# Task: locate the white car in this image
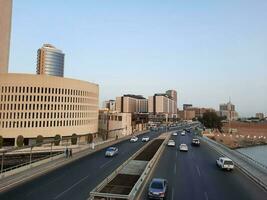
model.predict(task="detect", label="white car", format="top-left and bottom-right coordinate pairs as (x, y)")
top-left (142, 136), bottom-right (150, 142)
top-left (130, 136), bottom-right (138, 142)
top-left (216, 157), bottom-right (234, 170)
top-left (179, 144), bottom-right (188, 152)
top-left (172, 132), bottom-right (178, 136)
top-left (167, 140), bottom-right (175, 147)
top-left (181, 131), bottom-right (186, 136)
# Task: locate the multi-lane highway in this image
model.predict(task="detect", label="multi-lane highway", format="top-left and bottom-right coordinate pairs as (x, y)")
top-left (140, 129), bottom-right (267, 200)
top-left (0, 130), bottom-right (165, 200)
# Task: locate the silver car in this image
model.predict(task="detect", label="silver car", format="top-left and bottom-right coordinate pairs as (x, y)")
top-left (148, 178), bottom-right (168, 199)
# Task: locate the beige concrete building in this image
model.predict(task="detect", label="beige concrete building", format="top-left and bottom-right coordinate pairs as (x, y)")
top-left (256, 113), bottom-right (264, 120)
top-left (0, 0), bottom-right (12, 73)
top-left (116, 94), bottom-right (148, 113)
top-left (98, 110), bottom-right (132, 140)
top-left (219, 101), bottom-right (238, 121)
top-left (178, 110), bottom-right (196, 120)
top-left (37, 44), bottom-right (65, 77)
top-left (166, 90), bottom-right (177, 103)
top-left (0, 73), bottom-right (99, 146)
top-left (103, 100), bottom-right (116, 111)
top-left (148, 93), bottom-right (177, 116)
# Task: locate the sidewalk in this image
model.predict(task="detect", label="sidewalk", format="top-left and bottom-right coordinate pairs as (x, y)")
top-left (200, 136), bottom-right (267, 191)
top-left (0, 130), bottom-right (149, 192)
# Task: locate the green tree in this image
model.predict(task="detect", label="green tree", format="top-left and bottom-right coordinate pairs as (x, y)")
top-left (54, 134), bottom-right (61, 146)
top-left (199, 111), bottom-right (223, 131)
top-left (71, 133), bottom-right (78, 145)
top-left (36, 135), bottom-right (44, 146)
top-left (0, 135), bottom-right (3, 149)
top-left (16, 135), bottom-right (24, 147)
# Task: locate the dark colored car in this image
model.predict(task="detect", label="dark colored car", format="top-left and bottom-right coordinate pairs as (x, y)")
top-left (148, 178), bottom-right (168, 199)
top-left (191, 138), bottom-right (200, 146)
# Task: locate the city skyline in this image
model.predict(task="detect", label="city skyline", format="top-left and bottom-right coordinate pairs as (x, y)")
top-left (8, 0), bottom-right (267, 117)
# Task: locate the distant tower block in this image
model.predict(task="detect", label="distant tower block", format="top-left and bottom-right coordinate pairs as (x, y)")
top-left (0, 0), bottom-right (13, 73)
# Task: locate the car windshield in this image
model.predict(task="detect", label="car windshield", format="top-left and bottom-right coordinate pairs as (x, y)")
top-left (107, 147), bottom-right (115, 151)
top-left (151, 181), bottom-right (163, 189)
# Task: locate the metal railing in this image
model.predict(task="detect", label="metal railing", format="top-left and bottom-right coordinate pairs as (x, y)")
top-left (201, 136), bottom-right (267, 170)
top-left (199, 136), bottom-right (267, 190)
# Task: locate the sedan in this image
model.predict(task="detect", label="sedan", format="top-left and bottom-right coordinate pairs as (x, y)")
top-left (179, 144), bottom-right (188, 152)
top-left (142, 136), bottom-right (150, 142)
top-left (148, 178), bottom-right (168, 199)
top-left (167, 139), bottom-right (175, 147)
top-left (181, 131), bottom-right (186, 136)
top-left (105, 147), bottom-right (118, 157)
top-left (172, 132), bottom-right (178, 136)
top-left (130, 136), bottom-right (138, 142)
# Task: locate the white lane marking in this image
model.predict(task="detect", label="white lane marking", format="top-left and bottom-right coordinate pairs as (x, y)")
top-left (54, 174), bottom-right (90, 199)
top-left (174, 163), bottom-right (176, 174)
top-left (196, 165), bottom-right (201, 176)
top-left (171, 187), bottom-right (174, 200)
top-left (100, 158), bottom-right (114, 169)
top-left (204, 191), bottom-right (209, 200)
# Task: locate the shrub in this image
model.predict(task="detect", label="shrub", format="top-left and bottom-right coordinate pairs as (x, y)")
top-left (71, 134), bottom-right (78, 145)
top-left (54, 134), bottom-right (61, 146)
top-left (17, 135), bottom-right (24, 147)
top-left (36, 135), bottom-right (44, 146)
top-left (0, 135), bottom-right (3, 149)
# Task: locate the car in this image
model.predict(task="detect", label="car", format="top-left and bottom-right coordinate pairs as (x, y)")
top-left (167, 139), bottom-right (175, 147)
top-left (105, 147), bottom-right (118, 157)
top-left (172, 132), bottom-right (178, 136)
top-left (179, 144), bottom-right (188, 152)
top-left (191, 138), bottom-right (200, 146)
top-left (181, 131), bottom-right (186, 136)
top-left (148, 178), bottom-right (168, 200)
top-left (142, 136), bottom-right (150, 142)
top-left (216, 157), bottom-right (234, 171)
top-left (130, 136), bottom-right (138, 142)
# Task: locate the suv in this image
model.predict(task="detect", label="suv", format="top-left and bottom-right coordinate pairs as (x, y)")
top-left (191, 139), bottom-right (200, 146)
top-left (148, 178), bottom-right (168, 199)
top-left (216, 157), bottom-right (234, 171)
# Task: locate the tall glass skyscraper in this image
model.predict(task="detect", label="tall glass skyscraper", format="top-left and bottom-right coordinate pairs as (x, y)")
top-left (37, 44), bottom-right (65, 77)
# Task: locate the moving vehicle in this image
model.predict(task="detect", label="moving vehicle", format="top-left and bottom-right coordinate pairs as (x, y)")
top-left (130, 136), bottom-right (138, 142)
top-left (148, 178), bottom-right (168, 199)
top-left (172, 132), bottom-right (178, 136)
top-left (142, 136), bottom-right (150, 142)
top-left (216, 157), bottom-right (234, 170)
top-left (181, 131), bottom-right (186, 136)
top-left (167, 139), bottom-right (175, 147)
top-left (191, 138), bottom-right (200, 146)
top-left (179, 144), bottom-right (188, 152)
top-left (105, 147), bottom-right (118, 157)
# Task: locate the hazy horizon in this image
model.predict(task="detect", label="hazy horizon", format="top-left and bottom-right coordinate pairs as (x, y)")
top-left (9, 0), bottom-right (267, 117)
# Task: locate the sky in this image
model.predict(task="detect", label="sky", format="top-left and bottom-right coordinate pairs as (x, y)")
top-left (9, 0), bottom-right (267, 117)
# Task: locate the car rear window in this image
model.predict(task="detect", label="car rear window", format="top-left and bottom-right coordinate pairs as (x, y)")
top-left (151, 181), bottom-right (163, 189)
top-left (224, 161), bottom-right (233, 165)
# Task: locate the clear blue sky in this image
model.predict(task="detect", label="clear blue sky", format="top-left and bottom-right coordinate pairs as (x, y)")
top-left (9, 0), bottom-right (267, 117)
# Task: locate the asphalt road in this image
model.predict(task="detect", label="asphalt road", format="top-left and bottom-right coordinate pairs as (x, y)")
top-left (141, 130), bottom-right (267, 200)
top-left (0, 130), bottom-right (167, 200)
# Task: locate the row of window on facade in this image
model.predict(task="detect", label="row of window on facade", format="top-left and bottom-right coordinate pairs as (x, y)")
top-left (99, 115), bottom-right (123, 121)
top-left (0, 94), bottom-right (97, 104)
top-left (0, 111), bottom-right (98, 120)
top-left (0, 119), bottom-right (94, 129)
top-left (0, 103), bottom-right (97, 112)
top-left (1, 86), bottom-right (97, 97)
